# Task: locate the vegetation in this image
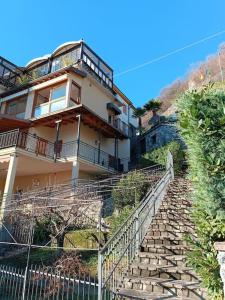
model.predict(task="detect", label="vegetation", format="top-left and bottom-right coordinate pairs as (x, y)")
top-left (140, 141), bottom-right (185, 173)
top-left (112, 171), bottom-right (150, 211)
top-left (144, 98), bottom-right (161, 112)
top-left (106, 206), bottom-right (133, 236)
top-left (178, 84), bottom-right (225, 299)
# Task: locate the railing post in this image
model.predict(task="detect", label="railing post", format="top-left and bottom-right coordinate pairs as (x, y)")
top-left (135, 211), bottom-right (139, 255)
top-left (166, 151), bottom-right (174, 180)
top-left (98, 203), bottom-right (103, 300)
top-left (98, 251), bottom-right (103, 300)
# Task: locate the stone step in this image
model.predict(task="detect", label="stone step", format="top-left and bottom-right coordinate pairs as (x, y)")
top-left (149, 225), bottom-right (195, 233)
top-left (138, 253), bottom-right (187, 267)
top-left (142, 236), bottom-right (188, 247)
top-left (129, 264), bottom-right (199, 281)
top-left (145, 232), bottom-right (186, 239)
top-left (117, 288), bottom-right (190, 299)
top-left (140, 244), bottom-right (191, 255)
top-left (158, 208), bottom-right (190, 214)
top-left (152, 219), bottom-right (194, 227)
top-left (162, 197), bottom-right (192, 207)
top-left (155, 212), bottom-right (191, 220)
top-left (123, 276), bottom-right (205, 299)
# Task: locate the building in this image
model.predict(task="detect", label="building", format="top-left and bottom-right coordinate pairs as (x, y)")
top-left (0, 41), bottom-right (138, 204)
top-left (139, 114), bottom-right (184, 155)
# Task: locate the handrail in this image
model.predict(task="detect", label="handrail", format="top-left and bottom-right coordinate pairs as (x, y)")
top-left (97, 152), bottom-right (174, 299)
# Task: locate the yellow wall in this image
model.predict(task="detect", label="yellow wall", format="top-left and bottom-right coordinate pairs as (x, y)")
top-left (1, 169), bottom-right (95, 194)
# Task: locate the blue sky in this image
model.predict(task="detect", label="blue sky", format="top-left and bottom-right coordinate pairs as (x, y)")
top-left (1, 0), bottom-right (225, 106)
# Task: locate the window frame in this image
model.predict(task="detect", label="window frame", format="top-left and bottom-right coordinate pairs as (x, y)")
top-left (70, 80), bottom-right (81, 104)
top-left (33, 80), bottom-right (67, 118)
top-left (5, 94), bottom-right (28, 118)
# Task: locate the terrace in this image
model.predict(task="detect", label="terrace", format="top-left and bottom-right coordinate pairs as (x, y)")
top-left (0, 129), bottom-right (123, 172)
top-left (0, 56), bottom-right (23, 88)
top-left (24, 41), bottom-right (113, 90)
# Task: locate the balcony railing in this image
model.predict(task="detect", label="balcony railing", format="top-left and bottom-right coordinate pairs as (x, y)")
top-left (0, 56), bottom-right (22, 88)
top-left (109, 118), bottom-right (129, 137)
top-left (23, 42), bottom-right (113, 90)
top-left (0, 130), bottom-right (123, 172)
top-left (33, 97), bottom-right (67, 118)
top-left (61, 140), bottom-right (123, 172)
top-left (0, 129), bottom-right (55, 158)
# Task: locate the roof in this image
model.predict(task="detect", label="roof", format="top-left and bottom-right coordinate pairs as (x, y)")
top-left (26, 40), bottom-right (82, 69)
top-left (113, 84), bottom-right (135, 109)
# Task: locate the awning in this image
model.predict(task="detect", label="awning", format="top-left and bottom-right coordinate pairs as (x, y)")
top-left (0, 114), bottom-right (30, 132)
top-left (107, 102), bottom-right (121, 115)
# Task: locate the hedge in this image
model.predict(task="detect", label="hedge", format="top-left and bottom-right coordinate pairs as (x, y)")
top-left (178, 84), bottom-right (225, 299)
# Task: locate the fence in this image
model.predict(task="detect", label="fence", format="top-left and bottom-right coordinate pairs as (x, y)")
top-left (0, 156), bottom-right (173, 299)
top-left (98, 152), bottom-right (174, 299)
top-left (0, 264), bottom-right (98, 300)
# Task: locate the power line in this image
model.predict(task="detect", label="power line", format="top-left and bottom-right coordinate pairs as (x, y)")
top-left (115, 29), bottom-right (225, 77)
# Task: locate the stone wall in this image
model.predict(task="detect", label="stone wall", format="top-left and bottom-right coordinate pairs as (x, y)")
top-left (140, 122), bottom-right (184, 154)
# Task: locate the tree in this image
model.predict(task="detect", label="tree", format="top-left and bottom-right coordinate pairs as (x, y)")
top-left (144, 99), bottom-right (161, 114)
top-left (132, 107), bottom-right (146, 134)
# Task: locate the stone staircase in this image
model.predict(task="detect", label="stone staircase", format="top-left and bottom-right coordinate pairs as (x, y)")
top-left (117, 177), bottom-right (207, 300)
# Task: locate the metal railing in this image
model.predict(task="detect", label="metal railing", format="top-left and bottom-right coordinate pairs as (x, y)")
top-left (0, 264), bottom-right (98, 300)
top-left (0, 129), bottom-right (55, 158)
top-left (0, 56), bottom-right (22, 88)
top-left (98, 152), bottom-right (174, 299)
top-left (111, 119), bottom-right (129, 137)
top-left (0, 130), bottom-right (123, 172)
top-left (61, 140), bottom-right (122, 172)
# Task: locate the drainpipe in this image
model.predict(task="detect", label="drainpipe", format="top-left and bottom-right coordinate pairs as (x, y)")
top-left (54, 120), bottom-right (62, 162)
top-left (76, 114), bottom-right (81, 157)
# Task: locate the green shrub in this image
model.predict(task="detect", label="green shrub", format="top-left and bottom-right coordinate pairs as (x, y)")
top-left (106, 206), bottom-right (133, 236)
top-left (140, 141), bottom-right (184, 172)
top-left (112, 171), bottom-right (150, 211)
top-left (178, 84), bottom-right (225, 299)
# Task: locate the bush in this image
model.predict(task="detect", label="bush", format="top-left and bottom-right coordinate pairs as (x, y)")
top-left (106, 206), bottom-right (133, 236)
top-left (178, 84), bottom-right (225, 299)
top-left (140, 141), bottom-right (185, 172)
top-left (112, 171), bottom-right (150, 211)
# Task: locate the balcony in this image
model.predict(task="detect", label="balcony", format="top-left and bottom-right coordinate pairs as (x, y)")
top-left (0, 129), bottom-right (122, 172)
top-left (23, 42), bottom-right (113, 90)
top-left (109, 118), bottom-right (129, 137)
top-left (61, 140), bottom-right (123, 171)
top-left (0, 129), bottom-right (55, 158)
top-left (0, 57), bottom-right (22, 88)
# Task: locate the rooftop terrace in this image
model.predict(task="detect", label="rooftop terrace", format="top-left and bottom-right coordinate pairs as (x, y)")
top-left (0, 41), bottom-right (114, 91)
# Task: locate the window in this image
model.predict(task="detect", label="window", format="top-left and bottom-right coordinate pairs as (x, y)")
top-left (70, 81), bottom-right (81, 104)
top-left (33, 83), bottom-right (67, 118)
top-left (5, 96), bottom-right (27, 119)
top-left (151, 134), bottom-right (157, 144)
top-left (51, 86), bottom-right (66, 101)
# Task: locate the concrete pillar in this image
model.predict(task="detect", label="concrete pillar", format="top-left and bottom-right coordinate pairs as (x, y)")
top-left (71, 159), bottom-right (80, 183)
top-left (24, 92), bottom-right (35, 119)
top-left (1, 154), bottom-right (18, 220)
top-left (214, 242), bottom-right (225, 298)
top-left (0, 101), bottom-right (6, 114)
top-left (65, 78), bottom-right (72, 107)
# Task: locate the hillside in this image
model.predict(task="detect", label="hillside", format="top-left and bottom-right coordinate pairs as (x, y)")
top-left (142, 43), bottom-right (225, 127)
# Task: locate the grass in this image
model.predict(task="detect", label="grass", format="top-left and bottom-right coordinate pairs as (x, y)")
top-left (0, 246), bottom-right (98, 275)
top-left (64, 229), bottom-right (99, 249)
